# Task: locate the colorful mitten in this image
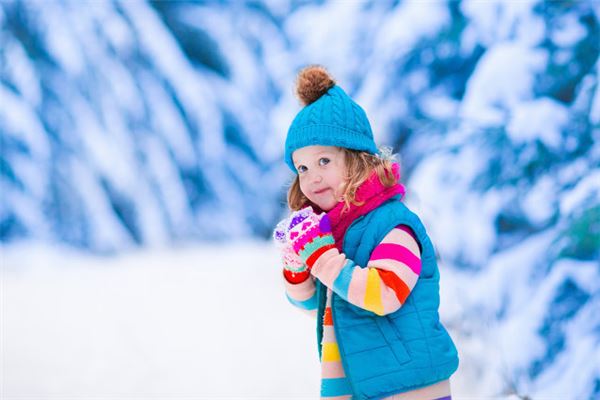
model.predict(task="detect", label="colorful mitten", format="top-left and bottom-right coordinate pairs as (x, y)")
top-left (287, 207), bottom-right (336, 268)
top-left (273, 217), bottom-right (310, 283)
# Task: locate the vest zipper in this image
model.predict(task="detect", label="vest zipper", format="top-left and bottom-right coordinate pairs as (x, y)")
top-left (327, 213), bottom-right (373, 398)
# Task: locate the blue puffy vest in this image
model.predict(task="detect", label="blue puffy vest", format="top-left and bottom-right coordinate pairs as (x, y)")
top-left (315, 197), bottom-right (459, 399)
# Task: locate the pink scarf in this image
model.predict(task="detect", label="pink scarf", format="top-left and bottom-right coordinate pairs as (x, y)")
top-left (326, 163), bottom-right (405, 252)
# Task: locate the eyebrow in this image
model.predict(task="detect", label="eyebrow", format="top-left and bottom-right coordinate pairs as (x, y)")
top-left (296, 151), bottom-right (335, 163)
top-left (315, 151), bottom-right (335, 156)
top-left (294, 150), bottom-right (338, 168)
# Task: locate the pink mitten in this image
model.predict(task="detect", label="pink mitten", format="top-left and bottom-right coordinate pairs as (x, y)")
top-left (286, 207), bottom-right (336, 268)
top-left (273, 217), bottom-right (310, 283)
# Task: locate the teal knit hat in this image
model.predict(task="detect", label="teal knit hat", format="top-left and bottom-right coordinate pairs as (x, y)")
top-left (284, 66), bottom-right (378, 171)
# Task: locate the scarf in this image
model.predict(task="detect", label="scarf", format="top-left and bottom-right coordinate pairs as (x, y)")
top-left (326, 163), bottom-right (405, 252)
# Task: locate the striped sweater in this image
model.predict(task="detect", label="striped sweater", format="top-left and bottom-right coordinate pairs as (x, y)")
top-left (284, 225), bottom-right (452, 399)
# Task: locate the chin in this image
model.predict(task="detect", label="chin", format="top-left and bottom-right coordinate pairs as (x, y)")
top-left (307, 194), bottom-right (339, 213)
top-left (315, 200), bottom-right (337, 212)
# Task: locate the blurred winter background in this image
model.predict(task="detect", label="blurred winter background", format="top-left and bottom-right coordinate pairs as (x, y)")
top-left (1, 0), bottom-right (599, 398)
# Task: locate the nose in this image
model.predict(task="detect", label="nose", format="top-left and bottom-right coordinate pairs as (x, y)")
top-left (311, 171), bottom-right (323, 184)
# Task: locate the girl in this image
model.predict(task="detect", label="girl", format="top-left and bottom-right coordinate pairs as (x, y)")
top-left (274, 66), bottom-right (459, 400)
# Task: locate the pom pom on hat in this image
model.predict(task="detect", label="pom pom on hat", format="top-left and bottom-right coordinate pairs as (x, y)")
top-left (284, 65), bottom-right (379, 171)
top-left (295, 65), bottom-right (336, 106)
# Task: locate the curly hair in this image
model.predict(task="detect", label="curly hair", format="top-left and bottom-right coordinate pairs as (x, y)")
top-left (287, 147), bottom-right (397, 214)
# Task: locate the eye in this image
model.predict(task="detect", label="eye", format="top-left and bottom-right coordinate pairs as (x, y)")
top-left (319, 157), bottom-right (330, 166)
top-left (297, 165), bottom-right (307, 173)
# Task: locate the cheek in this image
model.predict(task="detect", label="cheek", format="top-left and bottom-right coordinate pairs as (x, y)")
top-left (298, 177), bottom-right (309, 195)
top-left (329, 172), bottom-right (346, 192)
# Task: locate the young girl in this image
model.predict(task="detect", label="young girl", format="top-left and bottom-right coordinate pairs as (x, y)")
top-left (274, 66), bottom-right (459, 400)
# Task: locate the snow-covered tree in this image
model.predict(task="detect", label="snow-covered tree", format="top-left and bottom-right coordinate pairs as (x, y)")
top-left (1, 0), bottom-right (598, 396)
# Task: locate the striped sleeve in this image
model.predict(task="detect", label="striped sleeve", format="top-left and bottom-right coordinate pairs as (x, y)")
top-left (283, 274), bottom-right (318, 315)
top-left (310, 225), bottom-right (421, 316)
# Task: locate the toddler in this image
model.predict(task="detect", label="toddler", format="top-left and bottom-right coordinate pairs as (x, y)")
top-left (274, 66), bottom-right (458, 400)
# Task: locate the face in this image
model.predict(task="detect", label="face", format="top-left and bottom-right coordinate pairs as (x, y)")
top-left (292, 145), bottom-right (347, 212)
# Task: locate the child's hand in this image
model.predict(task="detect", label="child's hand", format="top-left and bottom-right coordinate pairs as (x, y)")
top-left (287, 207), bottom-right (336, 268)
top-left (273, 217), bottom-right (310, 283)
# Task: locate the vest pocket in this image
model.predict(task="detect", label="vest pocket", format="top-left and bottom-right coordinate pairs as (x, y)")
top-left (390, 341), bottom-right (411, 365)
top-left (376, 317), bottom-right (412, 365)
top-left (345, 346), bottom-right (403, 382)
top-left (337, 322), bottom-right (388, 354)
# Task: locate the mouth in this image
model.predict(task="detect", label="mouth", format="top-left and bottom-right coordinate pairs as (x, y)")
top-left (313, 187), bottom-right (330, 195)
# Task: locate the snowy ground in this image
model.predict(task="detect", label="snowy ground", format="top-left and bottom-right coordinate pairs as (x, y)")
top-left (1, 241), bottom-right (509, 399)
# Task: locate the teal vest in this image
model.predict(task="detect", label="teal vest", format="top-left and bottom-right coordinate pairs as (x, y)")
top-left (316, 197), bottom-right (459, 399)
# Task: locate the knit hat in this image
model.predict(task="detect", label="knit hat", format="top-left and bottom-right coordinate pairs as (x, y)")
top-left (284, 66), bottom-right (379, 171)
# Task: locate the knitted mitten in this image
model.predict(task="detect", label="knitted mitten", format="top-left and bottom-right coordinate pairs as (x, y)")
top-left (273, 217), bottom-right (310, 283)
top-left (287, 207), bottom-right (336, 268)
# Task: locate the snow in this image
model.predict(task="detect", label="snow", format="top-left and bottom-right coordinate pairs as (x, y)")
top-left (70, 96), bottom-right (136, 194)
top-left (551, 13), bottom-right (588, 48)
top-left (99, 56), bottom-right (145, 120)
top-left (119, 1), bottom-right (225, 162)
top-left (461, 0), bottom-right (544, 46)
top-left (461, 42), bottom-right (548, 127)
top-left (141, 76), bottom-right (198, 168)
top-left (419, 93), bottom-right (460, 121)
top-left (178, 6), bottom-right (263, 95)
top-left (67, 156), bottom-right (135, 252)
top-left (559, 168), bottom-right (600, 215)
top-left (521, 175), bottom-right (557, 225)
top-left (2, 36), bottom-right (41, 106)
top-left (284, 1), bottom-right (368, 77)
top-left (591, 60), bottom-right (600, 124)
top-left (40, 2), bottom-right (85, 75)
top-left (141, 135), bottom-right (194, 238)
top-left (1, 0), bottom-right (599, 397)
top-left (526, 260), bottom-right (600, 398)
top-left (407, 145), bottom-right (500, 266)
top-left (94, 1), bottom-right (135, 54)
top-left (372, 0), bottom-right (449, 60)
top-left (1, 241), bottom-right (320, 398)
top-left (441, 235), bottom-right (600, 399)
top-left (0, 86), bottom-right (50, 162)
top-left (1, 240), bottom-right (552, 399)
top-left (507, 97), bottom-right (568, 149)
top-left (0, 185), bottom-right (50, 241)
